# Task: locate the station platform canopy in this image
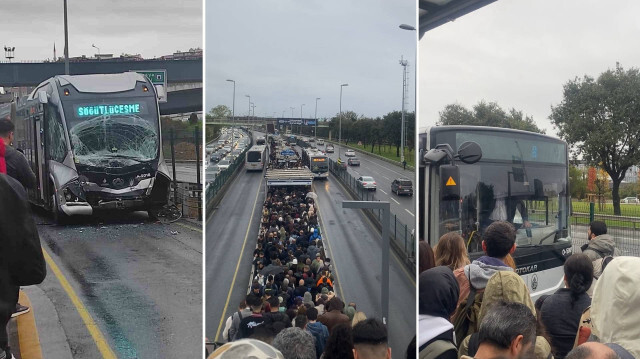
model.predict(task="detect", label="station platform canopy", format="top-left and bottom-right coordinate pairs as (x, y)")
top-left (265, 168), bottom-right (314, 187)
top-left (419, 0), bottom-right (497, 38)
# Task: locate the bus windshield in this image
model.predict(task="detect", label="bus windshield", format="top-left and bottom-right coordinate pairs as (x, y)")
top-left (309, 157), bottom-right (328, 173)
top-left (64, 97), bottom-right (159, 168)
top-left (247, 150), bottom-right (263, 162)
top-left (431, 129), bottom-right (570, 254)
top-left (437, 161), bottom-right (570, 253)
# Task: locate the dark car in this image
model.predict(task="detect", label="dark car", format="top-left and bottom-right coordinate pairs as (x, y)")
top-left (210, 153), bottom-right (222, 163)
top-left (391, 178), bottom-right (413, 196)
top-left (348, 157), bottom-right (360, 166)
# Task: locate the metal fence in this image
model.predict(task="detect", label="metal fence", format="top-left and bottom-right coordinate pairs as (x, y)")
top-left (571, 201), bottom-right (640, 257)
top-left (328, 159), bottom-right (415, 264)
top-left (164, 127), bottom-right (202, 219)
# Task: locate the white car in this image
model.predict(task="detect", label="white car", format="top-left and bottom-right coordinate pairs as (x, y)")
top-left (217, 159), bottom-right (231, 170)
top-left (317, 139), bottom-right (325, 145)
top-left (356, 176), bottom-right (376, 191)
top-left (345, 149), bottom-right (356, 157)
top-left (622, 197), bottom-right (639, 204)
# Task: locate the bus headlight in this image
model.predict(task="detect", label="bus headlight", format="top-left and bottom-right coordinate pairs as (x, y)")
top-left (61, 180), bottom-right (86, 203)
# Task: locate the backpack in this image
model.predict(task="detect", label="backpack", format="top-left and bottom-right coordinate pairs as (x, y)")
top-left (419, 340), bottom-right (457, 359)
top-left (452, 285), bottom-right (483, 347)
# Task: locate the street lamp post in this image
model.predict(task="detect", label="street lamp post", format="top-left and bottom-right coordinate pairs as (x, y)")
top-left (300, 104), bottom-right (305, 135)
top-left (339, 83), bottom-right (348, 158)
top-left (399, 56), bottom-right (408, 165)
top-left (226, 79), bottom-right (235, 141)
top-left (3, 46), bottom-right (15, 62)
top-left (64, 0), bottom-right (69, 75)
top-left (399, 24), bottom-right (417, 169)
top-left (314, 97), bottom-right (320, 141)
top-left (92, 44), bottom-right (100, 59)
top-left (245, 95), bottom-right (251, 135)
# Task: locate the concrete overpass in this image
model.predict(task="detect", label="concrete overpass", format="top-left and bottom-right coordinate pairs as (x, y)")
top-left (0, 59), bottom-right (202, 115)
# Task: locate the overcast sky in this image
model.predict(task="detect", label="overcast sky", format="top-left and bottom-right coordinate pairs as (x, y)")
top-left (419, 0), bottom-right (640, 136)
top-left (206, 0), bottom-right (416, 120)
top-left (2, 1), bottom-right (201, 61)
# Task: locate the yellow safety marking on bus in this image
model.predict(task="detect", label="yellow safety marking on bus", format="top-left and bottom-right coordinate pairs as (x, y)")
top-left (332, 176), bottom-right (416, 287)
top-left (174, 221), bottom-right (202, 233)
top-left (42, 247), bottom-right (117, 359)
top-left (314, 183), bottom-right (346, 301)
top-left (17, 290), bottom-right (43, 359)
top-left (214, 179), bottom-right (263, 342)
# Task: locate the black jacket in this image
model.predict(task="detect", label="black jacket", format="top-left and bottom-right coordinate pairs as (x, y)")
top-left (540, 288), bottom-right (591, 359)
top-left (5, 146), bottom-right (37, 190)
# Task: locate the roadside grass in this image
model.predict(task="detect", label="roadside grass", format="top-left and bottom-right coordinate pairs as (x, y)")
top-left (346, 143), bottom-right (415, 168)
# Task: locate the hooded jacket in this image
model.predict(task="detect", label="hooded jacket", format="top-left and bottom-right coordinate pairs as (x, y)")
top-left (454, 256), bottom-right (513, 309)
top-left (306, 321), bottom-right (329, 359)
top-left (581, 234), bottom-right (619, 262)
top-left (591, 257), bottom-right (640, 358)
top-left (459, 271), bottom-right (551, 359)
top-left (419, 266), bottom-right (459, 350)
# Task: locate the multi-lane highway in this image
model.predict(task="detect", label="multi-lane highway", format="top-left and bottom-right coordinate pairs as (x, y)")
top-left (205, 137), bottom-right (415, 356)
top-left (321, 142), bottom-right (416, 230)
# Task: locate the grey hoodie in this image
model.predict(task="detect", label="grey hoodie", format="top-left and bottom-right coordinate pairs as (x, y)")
top-left (581, 234), bottom-right (619, 261)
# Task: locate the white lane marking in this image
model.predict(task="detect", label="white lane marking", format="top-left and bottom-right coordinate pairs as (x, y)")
top-left (382, 175), bottom-right (391, 181)
top-left (391, 198), bottom-right (400, 205)
top-left (379, 189), bottom-right (388, 195)
top-left (405, 209), bottom-right (415, 216)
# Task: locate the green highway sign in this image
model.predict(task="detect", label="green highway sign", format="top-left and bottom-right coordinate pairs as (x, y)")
top-left (137, 70), bottom-right (166, 85)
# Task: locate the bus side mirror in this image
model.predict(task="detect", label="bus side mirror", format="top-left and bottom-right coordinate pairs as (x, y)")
top-left (440, 165), bottom-right (460, 201)
top-left (37, 91), bottom-right (48, 104)
top-left (155, 85), bottom-right (166, 102)
top-left (457, 141), bottom-right (482, 164)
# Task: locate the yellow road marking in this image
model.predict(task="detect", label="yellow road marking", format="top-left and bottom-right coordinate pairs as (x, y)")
top-left (17, 290), bottom-right (43, 359)
top-left (332, 176), bottom-right (416, 286)
top-left (174, 221), bottom-right (202, 233)
top-left (42, 247), bottom-right (117, 359)
top-left (214, 179), bottom-right (263, 342)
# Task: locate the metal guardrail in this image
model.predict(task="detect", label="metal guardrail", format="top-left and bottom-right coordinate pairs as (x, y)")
top-left (328, 159), bottom-right (415, 266)
top-left (171, 182), bottom-right (202, 220)
top-left (571, 211), bottom-right (640, 257)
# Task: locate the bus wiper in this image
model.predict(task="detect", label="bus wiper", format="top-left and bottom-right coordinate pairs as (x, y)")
top-left (538, 229), bottom-right (559, 245)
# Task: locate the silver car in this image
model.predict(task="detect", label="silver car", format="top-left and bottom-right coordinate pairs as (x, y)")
top-left (357, 176), bottom-right (377, 191)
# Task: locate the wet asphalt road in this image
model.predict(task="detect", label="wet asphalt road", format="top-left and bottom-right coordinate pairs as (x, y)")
top-left (33, 209), bottom-right (202, 358)
top-left (205, 167), bottom-right (264, 343)
top-left (205, 164), bottom-right (415, 356)
top-left (321, 143), bottom-right (416, 229)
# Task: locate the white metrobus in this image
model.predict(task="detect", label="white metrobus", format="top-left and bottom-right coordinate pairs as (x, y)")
top-left (246, 145), bottom-right (267, 171)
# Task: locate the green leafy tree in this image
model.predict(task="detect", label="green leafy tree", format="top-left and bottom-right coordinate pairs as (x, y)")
top-left (208, 104), bottom-right (232, 119)
top-left (569, 165), bottom-right (587, 200)
top-left (438, 101), bottom-right (544, 134)
top-left (550, 64), bottom-right (640, 215)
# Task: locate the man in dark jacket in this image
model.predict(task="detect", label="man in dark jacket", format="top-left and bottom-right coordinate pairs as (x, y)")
top-left (318, 297), bottom-right (350, 333)
top-left (305, 307), bottom-right (328, 359)
top-left (0, 119), bottom-right (37, 190)
top-left (0, 120), bottom-right (36, 319)
top-left (1, 173), bottom-right (46, 358)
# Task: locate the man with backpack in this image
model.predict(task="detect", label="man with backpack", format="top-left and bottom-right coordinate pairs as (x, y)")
top-left (452, 221), bottom-right (516, 343)
top-left (582, 221), bottom-right (619, 283)
top-left (223, 300), bottom-right (250, 342)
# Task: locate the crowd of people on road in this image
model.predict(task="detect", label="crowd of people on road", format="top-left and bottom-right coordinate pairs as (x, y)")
top-left (0, 118), bottom-right (47, 359)
top-left (209, 149), bottom-right (395, 358)
top-left (268, 138), bottom-right (303, 170)
top-left (418, 220), bottom-right (639, 359)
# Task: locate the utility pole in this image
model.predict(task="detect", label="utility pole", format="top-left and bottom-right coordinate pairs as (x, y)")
top-left (64, 0), bottom-right (70, 75)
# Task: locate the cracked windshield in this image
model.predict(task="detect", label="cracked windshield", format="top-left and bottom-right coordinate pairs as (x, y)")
top-left (67, 99), bottom-right (159, 167)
